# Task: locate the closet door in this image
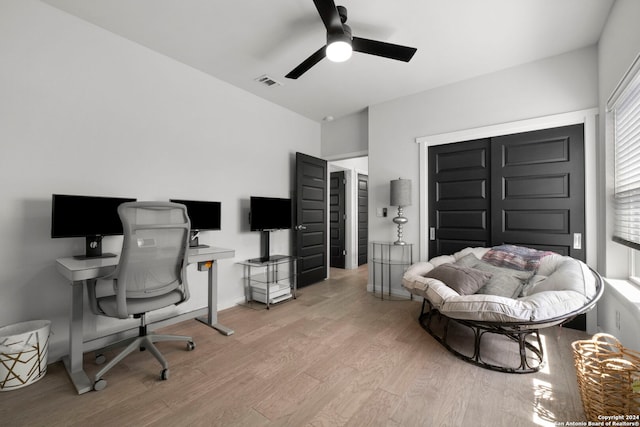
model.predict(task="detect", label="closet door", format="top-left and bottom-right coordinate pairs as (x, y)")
top-left (490, 124), bottom-right (585, 261)
top-left (429, 139), bottom-right (491, 256)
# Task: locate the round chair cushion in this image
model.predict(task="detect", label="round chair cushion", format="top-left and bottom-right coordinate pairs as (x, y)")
top-left (402, 247), bottom-right (597, 323)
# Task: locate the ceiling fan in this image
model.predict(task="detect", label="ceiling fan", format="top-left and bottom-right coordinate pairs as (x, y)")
top-left (285, 0), bottom-right (417, 79)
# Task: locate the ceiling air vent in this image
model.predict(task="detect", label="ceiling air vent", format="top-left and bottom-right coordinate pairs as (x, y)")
top-left (254, 74), bottom-right (283, 87)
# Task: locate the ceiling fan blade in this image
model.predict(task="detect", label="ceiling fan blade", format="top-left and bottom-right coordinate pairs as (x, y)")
top-left (285, 46), bottom-right (327, 79)
top-left (313, 0), bottom-right (343, 34)
top-left (352, 37), bottom-right (417, 62)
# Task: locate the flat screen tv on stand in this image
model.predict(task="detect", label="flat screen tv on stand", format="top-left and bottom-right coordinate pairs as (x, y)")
top-left (51, 194), bottom-right (137, 259)
top-left (249, 196), bottom-right (292, 263)
top-left (170, 199), bottom-right (221, 248)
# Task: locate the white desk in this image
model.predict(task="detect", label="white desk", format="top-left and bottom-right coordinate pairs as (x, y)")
top-left (56, 246), bottom-right (235, 394)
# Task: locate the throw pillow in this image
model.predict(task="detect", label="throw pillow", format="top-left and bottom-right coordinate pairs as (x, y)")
top-left (424, 263), bottom-right (492, 295)
top-left (471, 259), bottom-right (535, 298)
top-left (476, 274), bottom-right (525, 299)
top-left (471, 259), bottom-right (535, 281)
top-left (455, 253), bottom-right (481, 268)
top-left (482, 244), bottom-right (555, 271)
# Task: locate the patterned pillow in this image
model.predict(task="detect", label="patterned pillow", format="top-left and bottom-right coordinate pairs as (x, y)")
top-left (482, 244), bottom-right (554, 271)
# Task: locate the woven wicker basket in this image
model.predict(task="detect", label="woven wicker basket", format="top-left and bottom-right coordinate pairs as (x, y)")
top-left (572, 333), bottom-right (640, 420)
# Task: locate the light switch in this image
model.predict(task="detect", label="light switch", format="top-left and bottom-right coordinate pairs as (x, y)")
top-left (573, 233), bottom-right (582, 250)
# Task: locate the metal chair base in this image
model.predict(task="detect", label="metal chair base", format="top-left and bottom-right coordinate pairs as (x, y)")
top-left (418, 299), bottom-right (545, 374)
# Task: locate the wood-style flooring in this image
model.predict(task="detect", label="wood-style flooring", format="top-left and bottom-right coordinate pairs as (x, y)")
top-left (1, 266), bottom-right (590, 426)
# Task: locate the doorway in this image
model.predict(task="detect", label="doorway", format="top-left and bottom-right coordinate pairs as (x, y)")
top-left (329, 156), bottom-right (368, 269)
top-left (330, 170), bottom-right (346, 268)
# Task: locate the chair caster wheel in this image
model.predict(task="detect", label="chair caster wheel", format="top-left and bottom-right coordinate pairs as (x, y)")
top-left (94, 379), bottom-right (107, 391)
top-left (161, 369), bottom-right (169, 380)
top-left (187, 341), bottom-right (196, 351)
top-left (95, 354), bottom-right (106, 365)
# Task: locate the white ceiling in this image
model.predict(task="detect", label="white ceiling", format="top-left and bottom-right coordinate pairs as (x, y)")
top-left (42, 0), bottom-right (614, 122)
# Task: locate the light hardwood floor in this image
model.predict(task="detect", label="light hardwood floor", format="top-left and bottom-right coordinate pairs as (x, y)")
top-left (1, 266), bottom-right (590, 426)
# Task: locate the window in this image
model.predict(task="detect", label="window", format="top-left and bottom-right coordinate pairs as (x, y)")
top-left (631, 250), bottom-right (640, 287)
top-left (611, 54), bottom-right (640, 250)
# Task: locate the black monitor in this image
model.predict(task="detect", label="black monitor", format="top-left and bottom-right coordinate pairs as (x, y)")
top-left (51, 194), bottom-right (136, 259)
top-left (249, 196), bottom-right (292, 231)
top-left (170, 199), bottom-right (221, 248)
top-left (249, 196), bottom-right (292, 263)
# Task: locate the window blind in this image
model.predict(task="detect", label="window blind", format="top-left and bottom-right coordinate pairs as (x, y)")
top-left (612, 55), bottom-right (640, 250)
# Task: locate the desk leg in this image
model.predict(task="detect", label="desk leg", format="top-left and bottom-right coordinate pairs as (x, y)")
top-left (196, 260), bottom-right (234, 336)
top-left (62, 280), bottom-right (93, 394)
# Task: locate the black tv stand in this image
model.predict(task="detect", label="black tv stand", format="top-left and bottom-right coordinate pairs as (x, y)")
top-left (255, 230), bottom-right (272, 263)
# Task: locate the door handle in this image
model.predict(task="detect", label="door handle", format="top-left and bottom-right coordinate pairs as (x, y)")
top-left (295, 225), bottom-right (307, 231)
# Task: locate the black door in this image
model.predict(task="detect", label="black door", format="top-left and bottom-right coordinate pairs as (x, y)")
top-left (429, 125), bottom-right (585, 260)
top-left (357, 174), bottom-right (368, 266)
top-left (330, 171), bottom-right (346, 268)
top-left (491, 124), bottom-right (585, 260)
top-left (429, 138), bottom-right (491, 256)
top-left (295, 153), bottom-right (328, 287)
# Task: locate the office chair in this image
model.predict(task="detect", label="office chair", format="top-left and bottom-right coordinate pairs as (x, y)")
top-left (87, 201), bottom-right (195, 391)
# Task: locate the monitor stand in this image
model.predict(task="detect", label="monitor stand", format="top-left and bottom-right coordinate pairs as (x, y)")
top-left (74, 253), bottom-right (117, 260)
top-left (248, 230), bottom-right (287, 263)
top-left (189, 231), bottom-right (209, 249)
top-left (189, 244), bottom-right (210, 249)
top-left (73, 236), bottom-right (117, 260)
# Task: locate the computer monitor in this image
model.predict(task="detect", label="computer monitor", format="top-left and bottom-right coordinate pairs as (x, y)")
top-left (170, 199), bottom-right (221, 248)
top-left (51, 194), bottom-right (136, 259)
top-left (249, 196), bottom-right (292, 231)
top-left (249, 196), bottom-right (292, 262)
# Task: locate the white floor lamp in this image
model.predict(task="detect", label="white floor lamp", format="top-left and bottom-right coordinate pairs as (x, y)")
top-left (390, 178), bottom-right (411, 245)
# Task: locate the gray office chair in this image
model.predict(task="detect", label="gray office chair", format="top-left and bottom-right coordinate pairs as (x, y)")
top-left (87, 201), bottom-right (195, 391)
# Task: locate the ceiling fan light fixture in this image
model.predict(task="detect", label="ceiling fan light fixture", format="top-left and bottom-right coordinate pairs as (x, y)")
top-left (326, 31), bottom-right (352, 62)
top-left (285, 2), bottom-right (416, 79)
top-left (326, 41), bottom-right (352, 62)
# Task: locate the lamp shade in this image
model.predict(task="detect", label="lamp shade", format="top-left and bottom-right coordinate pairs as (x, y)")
top-left (390, 179), bottom-right (411, 207)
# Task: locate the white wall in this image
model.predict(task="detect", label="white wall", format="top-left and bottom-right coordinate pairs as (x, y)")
top-left (330, 156), bottom-right (368, 173)
top-left (321, 109), bottom-right (368, 159)
top-left (596, 0), bottom-right (640, 350)
top-left (368, 46), bottom-right (599, 294)
top-left (0, 0), bottom-right (319, 361)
